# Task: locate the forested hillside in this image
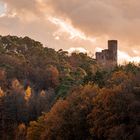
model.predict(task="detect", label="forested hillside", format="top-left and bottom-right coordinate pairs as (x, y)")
top-left (0, 35), bottom-right (139, 140)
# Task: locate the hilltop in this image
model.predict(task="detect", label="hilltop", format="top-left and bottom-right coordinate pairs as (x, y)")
top-left (0, 35), bottom-right (96, 94)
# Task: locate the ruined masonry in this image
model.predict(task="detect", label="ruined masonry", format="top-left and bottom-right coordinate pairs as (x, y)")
top-left (95, 40), bottom-right (118, 69)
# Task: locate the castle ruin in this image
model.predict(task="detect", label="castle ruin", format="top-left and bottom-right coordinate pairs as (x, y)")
top-left (95, 40), bottom-right (118, 69)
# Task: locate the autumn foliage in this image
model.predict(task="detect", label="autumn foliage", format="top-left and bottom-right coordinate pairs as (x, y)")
top-left (0, 35), bottom-right (140, 140)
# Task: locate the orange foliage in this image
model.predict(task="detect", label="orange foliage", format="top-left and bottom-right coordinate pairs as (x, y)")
top-left (25, 86), bottom-right (32, 101)
top-left (0, 87), bottom-right (5, 97)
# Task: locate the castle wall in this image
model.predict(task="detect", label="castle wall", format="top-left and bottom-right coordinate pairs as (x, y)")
top-left (95, 40), bottom-right (118, 69)
top-left (108, 40), bottom-right (117, 63)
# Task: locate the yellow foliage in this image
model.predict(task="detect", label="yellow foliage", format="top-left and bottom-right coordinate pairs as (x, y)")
top-left (0, 87), bottom-right (5, 97)
top-left (25, 86), bottom-right (32, 100)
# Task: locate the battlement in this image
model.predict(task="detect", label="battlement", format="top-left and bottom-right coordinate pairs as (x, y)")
top-left (95, 40), bottom-right (118, 69)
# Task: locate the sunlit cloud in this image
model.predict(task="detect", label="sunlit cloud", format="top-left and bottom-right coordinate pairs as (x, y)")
top-left (67, 47), bottom-right (89, 54)
top-left (0, 0), bottom-right (140, 64)
top-left (95, 47), bottom-right (103, 52)
top-left (133, 49), bottom-right (140, 55)
top-left (118, 50), bottom-right (140, 64)
top-left (0, 1), bottom-right (6, 16)
top-left (48, 17), bottom-right (96, 42)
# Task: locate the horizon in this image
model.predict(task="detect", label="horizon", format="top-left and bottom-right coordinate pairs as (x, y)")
top-left (0, 0), bottom-right (140, 64)
top-left (1, 34), bottom-right (140, 65)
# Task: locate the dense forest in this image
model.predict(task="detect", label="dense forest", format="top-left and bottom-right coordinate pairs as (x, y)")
top-left (0, 35), bottom-right (139, 140)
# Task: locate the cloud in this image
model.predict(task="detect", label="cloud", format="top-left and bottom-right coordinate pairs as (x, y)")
top-left (46, 0), bottom-right (140, 54)
top-left (0, 1), bottom-right (6, 15)
top-left (48, 17), bottom-right (96, 42)
top-left (118, 50), bottom-right (140, 64)
top-left (0, 0), bottom-right (140, 63)
top-left (1, 0), bottom-right (39, 14)
top-left (67, 47), bottom-right (89, 54)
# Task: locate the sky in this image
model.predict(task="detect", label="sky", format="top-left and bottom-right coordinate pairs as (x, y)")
top-left (0, 0), bottom-right (140, 64)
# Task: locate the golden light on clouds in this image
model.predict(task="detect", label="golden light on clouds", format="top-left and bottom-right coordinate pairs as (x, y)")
top-left (67, 47), bottom-right (89, 54)
top-left (0, 0), bottom-right (140, 63)
top-left (0, 1), bottom-right (6, 16)
top-left (48, 16), bottom-right (96, 42)
top-left (118, 50), bottom-right (140, 64)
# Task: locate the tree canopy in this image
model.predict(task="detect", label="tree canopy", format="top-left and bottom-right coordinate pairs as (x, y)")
top-left (0, 35), bottom-right (139, 140)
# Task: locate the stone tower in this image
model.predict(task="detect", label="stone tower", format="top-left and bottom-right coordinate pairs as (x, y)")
top-left (95, 40), bottom-right (118, 69)
top-left (108, 40), bottom-right (117, 64)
